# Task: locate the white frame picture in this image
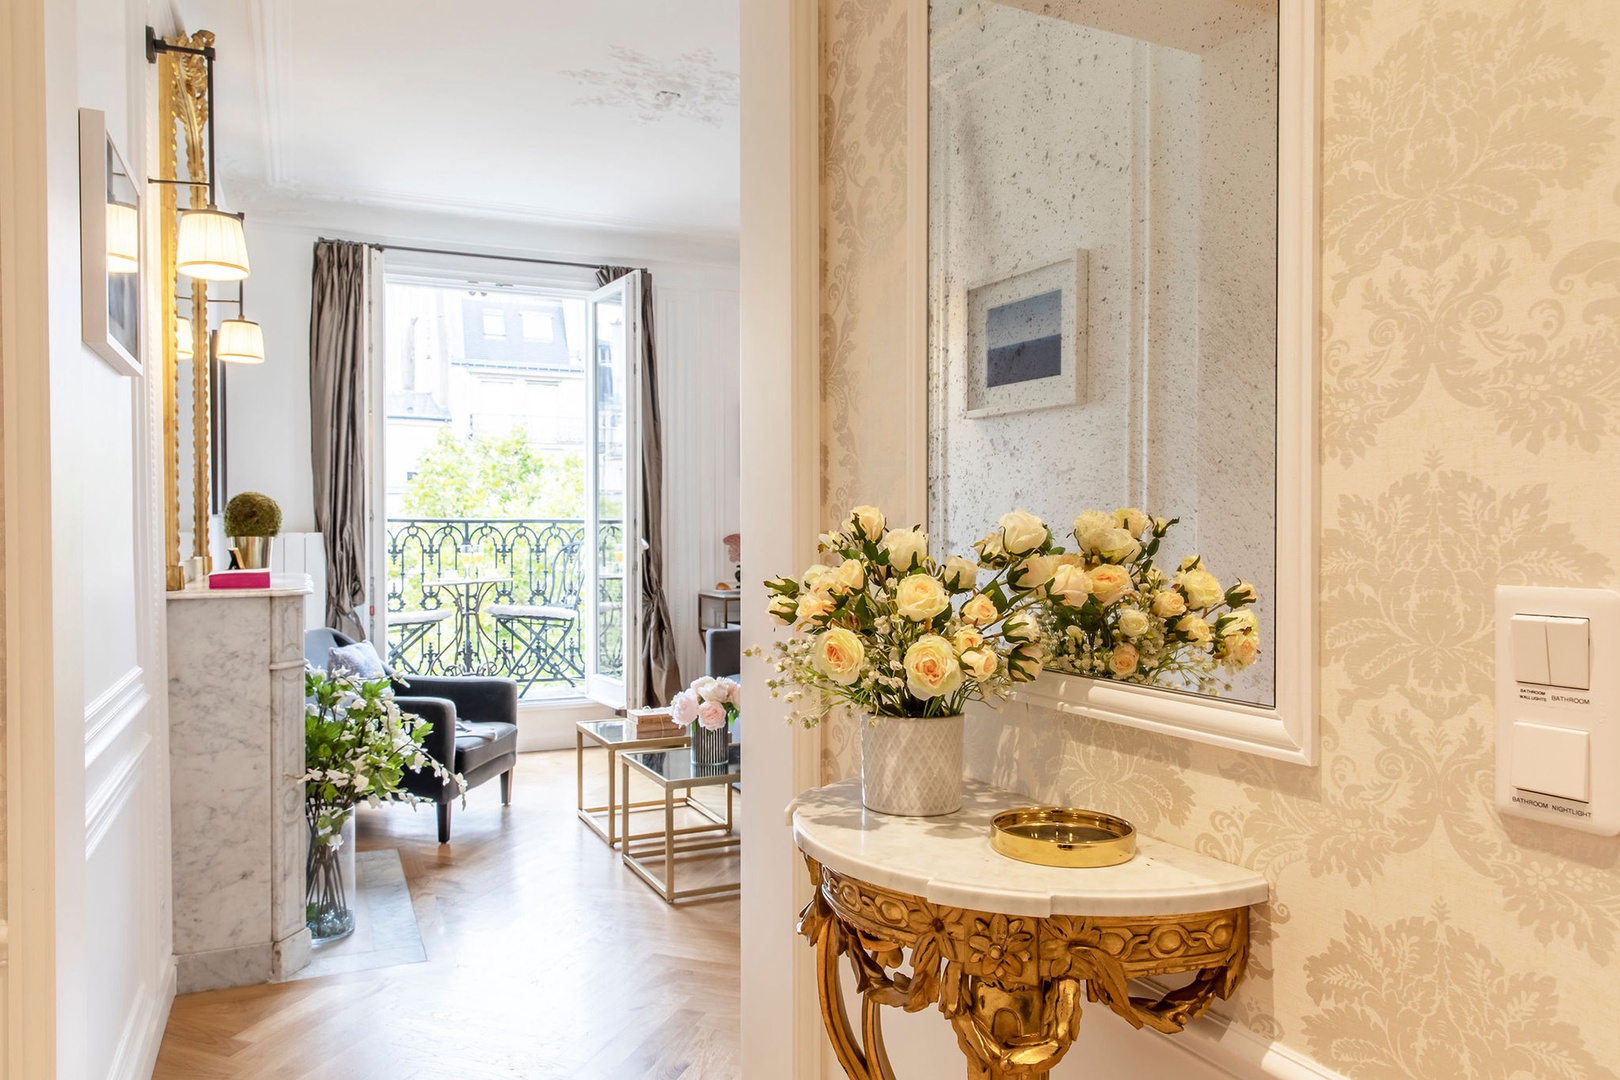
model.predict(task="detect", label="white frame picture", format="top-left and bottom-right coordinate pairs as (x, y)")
top-left (961, 255), bottom-right (1087, 419)
top-left (79, 108), bottom-right (143, 377)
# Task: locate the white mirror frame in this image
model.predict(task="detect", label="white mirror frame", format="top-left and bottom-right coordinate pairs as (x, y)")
top-left (917, 0), bottom-right (1320, 764)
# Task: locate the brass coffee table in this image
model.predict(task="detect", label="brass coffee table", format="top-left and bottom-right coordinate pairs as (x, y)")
top-left (620, 745), bottom-right (741, 903)
top-left (575, 718), bottom-right (690, 849)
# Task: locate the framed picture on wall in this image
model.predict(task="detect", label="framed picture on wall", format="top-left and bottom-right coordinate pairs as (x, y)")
top-left (963, 255), bottom-right (1087, 418)
top-left (78, 109), bottom-right (143, 377)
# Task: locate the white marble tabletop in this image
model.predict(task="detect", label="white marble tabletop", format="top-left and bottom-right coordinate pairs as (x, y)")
top-left (791, 778), bottom-right (1269, 918)
top-left (168, 572), bottom-right (315, 600)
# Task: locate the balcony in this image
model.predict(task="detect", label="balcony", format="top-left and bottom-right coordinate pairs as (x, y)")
top-left (386, 517), bottom-right (623, 700)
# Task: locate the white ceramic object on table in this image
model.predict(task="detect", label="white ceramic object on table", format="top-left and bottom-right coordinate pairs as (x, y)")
top-left (859, 712), bottom-right (964, 816)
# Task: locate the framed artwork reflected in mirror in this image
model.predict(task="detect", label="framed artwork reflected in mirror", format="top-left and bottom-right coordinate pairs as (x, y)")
top-left (79, 108), bottom-right (143, 377)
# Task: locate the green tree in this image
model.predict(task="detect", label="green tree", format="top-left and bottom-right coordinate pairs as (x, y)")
top-left (401, 425), bottom-right (586, 519)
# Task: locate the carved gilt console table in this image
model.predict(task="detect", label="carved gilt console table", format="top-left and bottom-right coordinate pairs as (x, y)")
top-left (792, 779), bottom-right (1269, 1079)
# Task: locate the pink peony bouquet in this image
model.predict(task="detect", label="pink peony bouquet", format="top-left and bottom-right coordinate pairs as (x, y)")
top-left (671, 675), bottom-right (741, 732)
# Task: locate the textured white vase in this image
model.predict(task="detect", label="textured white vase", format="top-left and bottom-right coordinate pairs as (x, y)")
top-left (859, 713), bottom-right (964, 816)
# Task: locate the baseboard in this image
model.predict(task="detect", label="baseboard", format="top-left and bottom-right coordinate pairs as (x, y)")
top-left (516, 698), bottom-right (618, 752)
top-left (1154, 1009), bottom-right (1347, 1080)
top-left (107, 956), bottom-right (175, 1080)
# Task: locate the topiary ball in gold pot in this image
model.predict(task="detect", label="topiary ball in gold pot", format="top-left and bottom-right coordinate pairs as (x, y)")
top-left (224, 491), bottom-right (282, 570)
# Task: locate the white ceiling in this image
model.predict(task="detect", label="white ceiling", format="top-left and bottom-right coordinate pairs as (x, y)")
top-left (184, 0), bottom-right (741, 240)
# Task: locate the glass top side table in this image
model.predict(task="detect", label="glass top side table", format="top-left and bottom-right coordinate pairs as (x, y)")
top-left (575, 718), bottom-right (689, 849)
top-left (620, 744), bottom-right (741, 903)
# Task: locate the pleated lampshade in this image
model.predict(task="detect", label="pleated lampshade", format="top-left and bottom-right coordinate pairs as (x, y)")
top-left (176, 207), bottom-right (250, 281)
top-left (214, 319), bottom-right (265, 364)
top-left (175, 316), bottom-right (195, 361)
top-left (105, 202), bottom-right (139, 274)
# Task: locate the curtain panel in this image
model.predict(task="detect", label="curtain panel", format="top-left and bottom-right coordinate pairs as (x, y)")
top-left (598, 266), bottom-right (682, 706)
top-left (310, 240), bottom-right (376, 638)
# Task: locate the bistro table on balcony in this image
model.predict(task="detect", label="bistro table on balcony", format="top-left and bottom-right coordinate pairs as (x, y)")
top-left (422, 574), bottom-right (512, 676)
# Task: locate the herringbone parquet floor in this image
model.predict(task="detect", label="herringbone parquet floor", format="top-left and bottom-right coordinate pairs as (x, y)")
top-left (153, 747), bottom-right (742, 1080)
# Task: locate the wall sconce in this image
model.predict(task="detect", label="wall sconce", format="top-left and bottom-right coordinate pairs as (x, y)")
top-left (146, 27), bottom-right (251, 283)
top-left (105, 201), bottom-right (139, 274)
top-left (215, 318), bottom-right (265, 364)
top-left (176, 315), bottom-right (195, 361)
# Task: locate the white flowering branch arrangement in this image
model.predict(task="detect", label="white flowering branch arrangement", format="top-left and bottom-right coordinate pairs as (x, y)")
top-left (302, 669), bottom-right (460, 848)
top-left (759, 505), bottom-right (1052, 727)
top-left (672, 675), bottom-right (741, 731)
top-left (1041, 509), bottom-right (1261, 690)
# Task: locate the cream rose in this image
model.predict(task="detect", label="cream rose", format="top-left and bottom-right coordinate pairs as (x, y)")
top-left (974, 530), bottom-right (1007, 563)
top-left (1004, 612), bottom-right (1039, 643)
top-left (768, 594), bottom-right (798, 625)
top-left (814, 627), bottom-right (866, 685)
top-left (1227, 580), bottom-right (1257, 605)
top-left (960, 594), bottom-right (998, 626)
top-left (1176, 568), bottom-right (1223, 609)
top-left (904, 635), bottom-right (963, 699)
top-left (997, 509), bottom-right (1049, 556)
top-left (952, 628), bottom-right (986, 653)
top-left (1176, 614), bottom-right (1213, 645)
top-left (1011, 554), bottom-right (1058, 590)
top-left (1050, 564), bottom-right (1092, 607)
top-left (960, 648), bottom-right (998, 681)
top-left (1114, 507), bottom-right (1150, 537)
top-left (895, 573), bottom-right (949, 621)
top-left (943, 555), bottom-right (979, 590)
top-left (1150, 590), bottom-right (1187, 619)
top-left (1117, 608), bottom-right (1150, 639)
top-left (1219, 609), bottom-right (1259, 637)
top-left (1096, 528), bottom-right (1142, 563)
top-left (801, 563), bottom-right (832, 589)
top-left (881, 528), bottom-right (929, 573)
top-left (1224, 633), bottom-right (1261, 668)
top-left (1108, 642), bottom-right (1140, 676)
top-left (1073, 510), bottom-right (1114, 542)
top-left (848, 505), bottom-right (886, 539)
top-left (796, 588), bottom-right (835, 621)
top-left (1007, 643), bottom-right (1044, 681)
top-left (831, 559), bottom-right (865, 594)
top-left (1088, 564), bottom-right (1131, 606)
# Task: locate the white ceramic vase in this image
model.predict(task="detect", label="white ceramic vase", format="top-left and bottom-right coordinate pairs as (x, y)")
top-left (859, 713), bottom-right (964, 816)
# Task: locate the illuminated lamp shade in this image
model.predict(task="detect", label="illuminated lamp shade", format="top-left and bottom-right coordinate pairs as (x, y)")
top-left (215, 319), bottom-right (265, 364)
top-left (175, 207), bottom-right (250, 281)
top-left (105, 201), bottom-right (139, 274)
top-left (175, 316), bottom-right (194, 361)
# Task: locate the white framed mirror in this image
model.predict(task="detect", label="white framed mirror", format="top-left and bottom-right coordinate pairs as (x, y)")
top-left (924, 0), bottom-right (1319, 763)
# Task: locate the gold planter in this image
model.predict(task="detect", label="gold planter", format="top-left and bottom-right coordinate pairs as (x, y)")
top-left (230, 535), bottom-right (274, 570)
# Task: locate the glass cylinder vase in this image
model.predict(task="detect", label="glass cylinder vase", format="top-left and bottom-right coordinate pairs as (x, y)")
top-left (306, 807), bottom-right (357, 943)
top-left (690, 722), bottom-right (730, 767)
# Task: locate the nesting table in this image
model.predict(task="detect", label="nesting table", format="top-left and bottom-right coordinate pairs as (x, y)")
top-left (620, 744), bottom-right (741, 903)
top-left (574, 718), bottom-right (689, 848)
top-left (792, 778), bottom-right (1269, 1079)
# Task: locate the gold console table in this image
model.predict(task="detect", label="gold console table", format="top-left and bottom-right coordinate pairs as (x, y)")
top-left (792, 779), bottom-right (1268, 1079)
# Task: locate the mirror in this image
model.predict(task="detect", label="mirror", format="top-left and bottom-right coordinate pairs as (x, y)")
top-left (928, 0), bottom-right (1281, 709)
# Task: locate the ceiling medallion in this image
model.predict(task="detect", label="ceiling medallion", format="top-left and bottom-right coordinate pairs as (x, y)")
top-left (563, 46), bottom-right (739, 128)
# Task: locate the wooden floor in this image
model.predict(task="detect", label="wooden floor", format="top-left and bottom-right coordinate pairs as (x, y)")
top-left (154, 748), bottom-right (742, 1080)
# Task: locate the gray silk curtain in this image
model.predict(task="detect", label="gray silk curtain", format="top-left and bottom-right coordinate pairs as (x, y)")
top-left (597, 267), bottom-right (682, 706)
top-left (310, 240), bottom-right (372, 638)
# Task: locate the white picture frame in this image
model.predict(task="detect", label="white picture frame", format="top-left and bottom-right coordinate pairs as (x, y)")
top-left (962, 255), bottom-right (1087, 419)
top-left (79, 108), bottom-right (143, 377)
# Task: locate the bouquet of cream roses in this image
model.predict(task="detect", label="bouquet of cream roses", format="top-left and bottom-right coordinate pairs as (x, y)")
top-left (1041, 508), bottom-right (1261, 690)
top-left (761, 505), bottom-right (1053, 727)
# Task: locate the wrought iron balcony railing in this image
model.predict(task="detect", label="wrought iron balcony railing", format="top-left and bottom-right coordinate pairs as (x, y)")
top-left (386, 517), bottom-right (623, 699)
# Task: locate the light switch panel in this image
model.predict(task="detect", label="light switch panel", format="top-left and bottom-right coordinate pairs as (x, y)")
top-left (1496, 586), bottom-right (1619, 835)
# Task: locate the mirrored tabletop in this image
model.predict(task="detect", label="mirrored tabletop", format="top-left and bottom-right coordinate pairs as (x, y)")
top-left (623, 744), bottom-right (741, 788)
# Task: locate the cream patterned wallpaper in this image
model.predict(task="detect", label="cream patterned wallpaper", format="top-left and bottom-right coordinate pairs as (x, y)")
top-left (818, 0), bottom-right (1620, 1074)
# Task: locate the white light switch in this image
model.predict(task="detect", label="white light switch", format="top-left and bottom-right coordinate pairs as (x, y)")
top-left (1545, 616), bottom-right (1591, 690)
top-left (1511, 614), bottom-right (1551, 685)
top-left (1511, 721), bottom-right (1590, 802)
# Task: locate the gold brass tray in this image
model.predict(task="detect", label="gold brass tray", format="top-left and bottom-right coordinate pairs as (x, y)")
top-left (990, 807), bottom-right (1136, 868)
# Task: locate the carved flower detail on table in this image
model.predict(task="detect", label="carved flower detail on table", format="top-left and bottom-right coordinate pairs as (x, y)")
top-left (906, 903), bottom-right (968, 978)
top-left (967, 913), bottom-right (1034, 981)
top-left (1304, 908), bottom-right (1619, 1080)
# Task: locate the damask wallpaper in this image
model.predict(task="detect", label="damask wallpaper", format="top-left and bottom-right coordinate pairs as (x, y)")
top-left (818, 0), bottom-right (1620, 1075)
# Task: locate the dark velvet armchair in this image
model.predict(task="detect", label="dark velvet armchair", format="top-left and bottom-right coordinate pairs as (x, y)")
top-left (305, 628), bottom-right (519, 843)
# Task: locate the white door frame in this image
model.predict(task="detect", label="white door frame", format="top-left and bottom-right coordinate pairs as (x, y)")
top-left (738, 0), bottom-right (825, 1075)
top-left (1, 0), bottom-right (61, 1072)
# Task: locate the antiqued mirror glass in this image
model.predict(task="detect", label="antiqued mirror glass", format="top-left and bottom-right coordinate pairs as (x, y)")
top-left (928, 0), bottom-right (1280, 708)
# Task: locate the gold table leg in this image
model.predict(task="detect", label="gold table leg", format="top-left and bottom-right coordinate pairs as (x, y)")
top-left (798, 856), bottom-right (1249, 1080)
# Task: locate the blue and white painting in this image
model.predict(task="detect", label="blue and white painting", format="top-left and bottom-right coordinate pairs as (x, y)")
top-left (985, 289), bottom-right (1063, 387)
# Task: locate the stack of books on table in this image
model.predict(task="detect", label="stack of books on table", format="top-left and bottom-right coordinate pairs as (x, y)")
top-left (625, 707), bottom-right (685, 739)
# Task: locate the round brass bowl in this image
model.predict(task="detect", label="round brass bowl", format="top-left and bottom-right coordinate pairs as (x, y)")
top-left (990, 808), bottom-right (1137, 868)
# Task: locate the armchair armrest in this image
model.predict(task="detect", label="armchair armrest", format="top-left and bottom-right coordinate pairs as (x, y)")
top-left (392, 675), bottom-right (518, 727)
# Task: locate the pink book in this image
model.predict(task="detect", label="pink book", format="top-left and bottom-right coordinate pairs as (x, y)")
top-left (209, 569), bottom-right (271, 590)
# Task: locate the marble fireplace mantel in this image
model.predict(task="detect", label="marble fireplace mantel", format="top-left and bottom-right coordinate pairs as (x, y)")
top-left (167, 573), bottom-right (314, 993)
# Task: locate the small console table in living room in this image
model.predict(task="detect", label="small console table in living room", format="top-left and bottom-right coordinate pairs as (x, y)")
top-left (791, 779), bottom-right (1268, 1079)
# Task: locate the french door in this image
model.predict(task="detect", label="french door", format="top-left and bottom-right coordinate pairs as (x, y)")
top-left (583, 272), bottom-right (643, 710)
